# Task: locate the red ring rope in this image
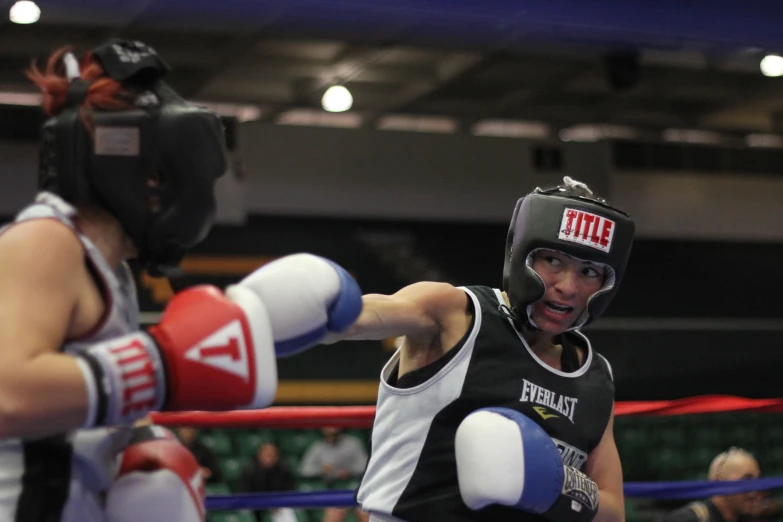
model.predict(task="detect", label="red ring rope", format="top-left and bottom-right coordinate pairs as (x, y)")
top-left (151, 395), bottom-right (783, 429)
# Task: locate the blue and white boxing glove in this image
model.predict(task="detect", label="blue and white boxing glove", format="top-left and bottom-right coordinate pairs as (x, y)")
top-left (455, 407), bottom-right (599, 522)
top-left (225, 253), bottom-right (362, 357)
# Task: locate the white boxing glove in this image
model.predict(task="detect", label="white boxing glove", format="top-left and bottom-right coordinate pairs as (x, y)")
top-left (455, 407), bottom-right (599, 522)
top-left (227, 253), bottom-right (362, 357)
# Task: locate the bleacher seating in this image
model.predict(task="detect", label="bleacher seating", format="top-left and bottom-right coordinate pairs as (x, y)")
top-left (198, 413), bottom-right (783, 522)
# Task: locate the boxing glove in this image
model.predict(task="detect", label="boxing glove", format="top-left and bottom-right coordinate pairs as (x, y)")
top-left (76, 283), bottom-right (277, 427)
top-left (106, 425), bottom-right (205, 522)
top-left (455, 407), bottom-right (599, 522)
top-left (227, 253), bottom-right (362, 357)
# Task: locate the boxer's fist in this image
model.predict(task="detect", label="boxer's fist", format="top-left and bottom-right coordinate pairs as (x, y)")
top-left (227, 253), bottom-right (362, 357)
top-left (455, 408), bottom-right (599, 522)
top-left (106, 426), bottom-right (205, 522)
top-left (77, 284), bottom-right (278, 427)
top-left (150, 285), bottom-right (277, 411)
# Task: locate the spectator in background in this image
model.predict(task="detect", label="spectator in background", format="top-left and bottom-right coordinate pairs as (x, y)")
top-left (661, 448), bottom-right (779, 522)
top-left (300, 427), bottom-right (369, 522)
top-left (176, 426), bottom-right (224, 484)
top-left (240, 441), bottom-right (297, 522)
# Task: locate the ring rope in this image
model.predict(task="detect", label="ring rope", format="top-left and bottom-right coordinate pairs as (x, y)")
top-left (206, 478), bottom-right (783, 510)
top-left (148, 396), bottom-right (783, 511)
top-left (151, 395), bottom-right (783, 429)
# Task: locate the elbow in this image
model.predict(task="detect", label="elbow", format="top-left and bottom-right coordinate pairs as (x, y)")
top-left (597, 490), bottom-right (625, 522)
top-left (0, 391), bottom-right (26, 439)
top-left (0, 366), bottom-right (38, 439)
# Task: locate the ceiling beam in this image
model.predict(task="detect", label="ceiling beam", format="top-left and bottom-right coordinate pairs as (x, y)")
top-left (363, 52), bottom-right (485, 121)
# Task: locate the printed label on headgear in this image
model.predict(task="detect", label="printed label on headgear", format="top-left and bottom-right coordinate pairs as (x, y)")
top-left (94, 127), bottom-right (140, 157)
top-left (558, 208), bottom-right (614, 253)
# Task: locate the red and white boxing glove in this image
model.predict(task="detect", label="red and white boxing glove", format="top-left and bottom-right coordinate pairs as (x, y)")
top-left (106, 425), bottom-right (205, 522)
top-left (75, 283), bottom-right (278, 427)
top-left (74, 253), bottom-right (361, 428)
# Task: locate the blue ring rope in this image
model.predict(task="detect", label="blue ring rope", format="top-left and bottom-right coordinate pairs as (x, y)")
top-left (206, 476), bottom-right (783, 510)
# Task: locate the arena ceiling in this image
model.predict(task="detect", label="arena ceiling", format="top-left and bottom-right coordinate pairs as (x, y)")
top-left (2, 0), bottom-right (783, 142)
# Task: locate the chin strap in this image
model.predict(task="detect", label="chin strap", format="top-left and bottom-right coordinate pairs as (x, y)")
top-left (498, 304), bottom-right (540, 333)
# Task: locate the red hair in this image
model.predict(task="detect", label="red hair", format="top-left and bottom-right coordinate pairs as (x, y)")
top-left (26, 46), bottom-right (132, 127)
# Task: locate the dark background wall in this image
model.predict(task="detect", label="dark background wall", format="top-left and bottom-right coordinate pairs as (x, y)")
top-left (118, 214), bottom-right (783, 403)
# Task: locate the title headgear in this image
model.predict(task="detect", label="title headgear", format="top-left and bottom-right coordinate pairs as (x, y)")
top-left (502, 177), bottom-right (635, 330)
top-left (38, 39), bottom-right (228, 276)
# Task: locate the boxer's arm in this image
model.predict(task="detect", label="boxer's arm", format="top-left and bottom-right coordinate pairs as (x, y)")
top-left (322, 282), bottom-right (467, 344)
top-left (583, 412), bottom-right (624, 522)
top-left (0, 220), bottom-right (93, 438)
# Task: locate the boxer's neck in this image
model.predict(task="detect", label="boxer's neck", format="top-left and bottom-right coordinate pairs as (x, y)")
top-left (525, 329), bottom-right (585, 371)
top-left (525, 330), bottom-right (552, 353)
top-left (74, 208), bottom-right (136, 271)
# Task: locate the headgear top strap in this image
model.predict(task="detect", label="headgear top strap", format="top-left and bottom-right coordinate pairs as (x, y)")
top-left (91, 39), bottom-right (170, 86)
top-left (562, 176), bottom-right (593, 194)
top-left (64, 79), bottom-right (89, 108)
top-left (61, 52), bottom-right (88, 108)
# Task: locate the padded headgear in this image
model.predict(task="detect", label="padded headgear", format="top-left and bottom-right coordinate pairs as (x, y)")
top-left (38, 39), bottom-right (228, 276)
top-left (502, 177), bottom-right (635, 330)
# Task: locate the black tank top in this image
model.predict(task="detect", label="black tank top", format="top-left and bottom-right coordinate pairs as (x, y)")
top-left (357, 285), bottom-right (615, 522)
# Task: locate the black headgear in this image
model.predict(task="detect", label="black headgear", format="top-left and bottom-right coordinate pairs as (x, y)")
top-left (502, 177), bottom-right (635, 330)
top-left (38, 39), bottom-right (228, 276)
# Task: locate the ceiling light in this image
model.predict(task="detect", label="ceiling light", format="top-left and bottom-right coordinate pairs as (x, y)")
top-left (277, 108), bottom-right (362, 128)
top-left (760, 55), bottom-right (783, 77)
top-left (0, 91), bottom-right (41, 106)
top-left (9, 1), bottom-right (40, 24)
top-left (558, 124), bottom-right (640, 142)
top-left (472, 119), bottom-right (551, 139)
top-left (746, 133), bottom-right (783, 148)
top-left (662, 128), bottom-right (725, 144)
top-left (378, 114), bottom-right (457, 133)
top-left (321, 85), bottom-right (353, 113)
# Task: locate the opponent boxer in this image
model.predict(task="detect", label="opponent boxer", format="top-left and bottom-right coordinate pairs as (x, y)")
top-left (323, 177), bottom-right (634, 522)
top-left (0, 39), bottom-right (361, 522)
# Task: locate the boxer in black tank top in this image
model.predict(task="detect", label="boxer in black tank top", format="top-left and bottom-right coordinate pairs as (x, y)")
top-left (322, 177), bottom-right (635, 522)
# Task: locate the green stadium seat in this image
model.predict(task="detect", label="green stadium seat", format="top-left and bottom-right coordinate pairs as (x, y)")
top-left (200, 430), bottom-right (234, 457)
top-left (691, 424), bottom-right (723, 451)
top-left (658, 428), bottom-right (686, 447)
top-left (650, 448), bottom-right (686, 480)
top-left (616, 426), bottom-right (651, 481)
top-left (219, 457), bottom-right (251, 488)
top-left (684, 446), bottom-right (713, 478)
top-left (284, 454), bottom-right (301, 475)
top-left (235, 430), bottom-right (276, 459)
top-left (279, 430), bottom-right (322, 459)
top-left (624, 500), bottom-right (641, 522)
top-left (334, 479), bottom-right (361, 491)
top-left (726, 425), bottom-right (758, 449)
top-left (207, 511), bottom-right (256, 522)
top-left (761, 424), bottom-right (783, 446)
top-left (205, 482), bottom-right (231, 496)
top-left (617, 427), bottom-right (651, 451)
top-left (762, 446), bottom-right (783, 476)
top-left (345, 430), bottom-right (370, 451)
top-left (298, 478), bottom-right (327, 492)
